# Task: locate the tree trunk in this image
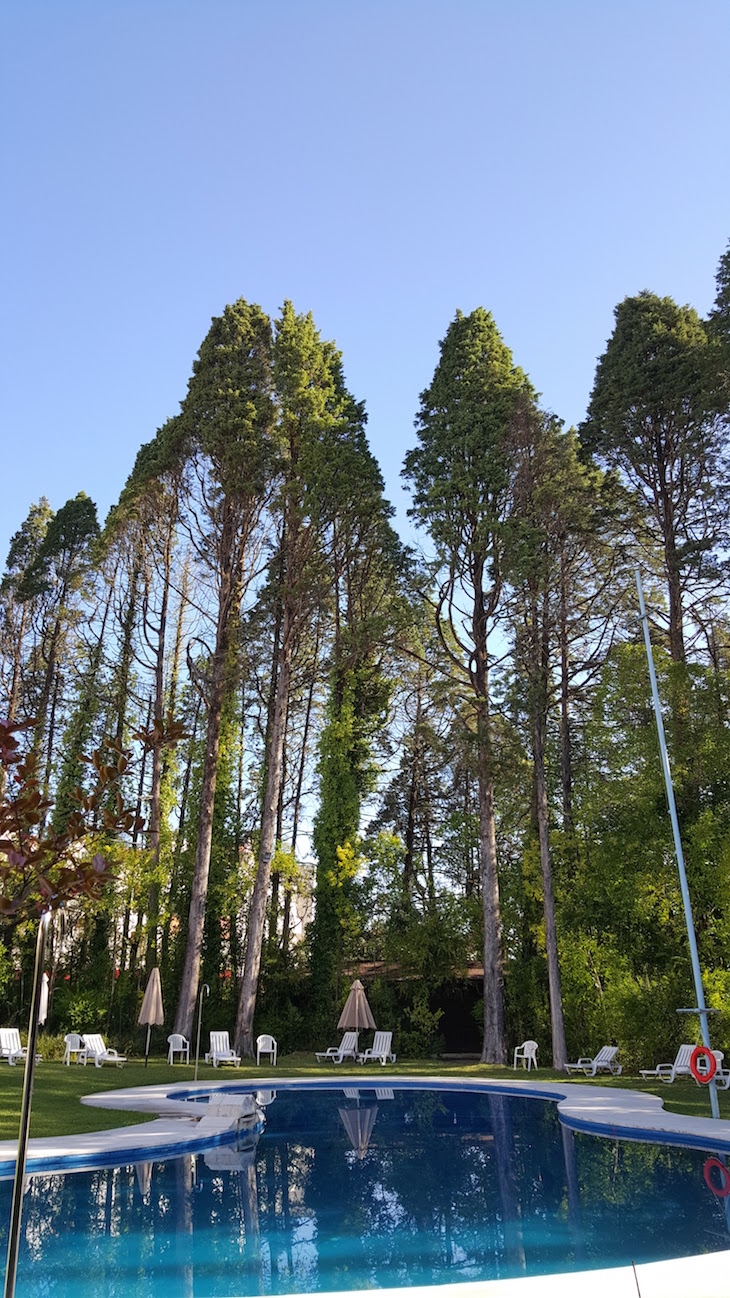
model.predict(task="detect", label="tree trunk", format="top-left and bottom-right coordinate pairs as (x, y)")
top-left (235, 604), bottom-right (293, 1056)
top-left (174, 541), bottom-right (238, 1039)
top-left (532, 707), bottom-right (567, 1069)
top-left (145, 522), bottom-right (173, 974)
top-left (472, 565), bottom-right (505, 1065)
top-left (403, 682), bottom-right (422, 902)
top-left (558, 541), bottom-right (573, 831)
top-left (477, 747), bottom-right (505, 1063)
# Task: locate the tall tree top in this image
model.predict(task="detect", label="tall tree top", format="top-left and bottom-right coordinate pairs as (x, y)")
top-left (18, 493), bottom-right (99, 601)
top-left (582, 291), bottom-right (724, 463)
top-left (404, 308), bottom-right (535, 555)
top-left (709, 239), bottom-right (730, 341)
top-left (181, 298), bottom-right (275, 494)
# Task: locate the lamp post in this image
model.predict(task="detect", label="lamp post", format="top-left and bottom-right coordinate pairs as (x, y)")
top-left (194, 982), bottom-right (210, 1081)
top-left (636, 570), bottom-right (719, 1120)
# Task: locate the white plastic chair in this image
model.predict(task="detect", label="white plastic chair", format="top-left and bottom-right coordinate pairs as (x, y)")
top-left (205, 1031), bottom-right (241, 1068)
top-left (513, 1040), bottom-right (538, 1071)
top-left (565, 1044), bottom-right (621, 1076)
top-left (256, 1033), bottom-right (277, 1066)
top-left (81, 1033), bottom-right (126, 1068)
top-left (167, 1033), bottom-right (190, 1065)
top-left (62, 1033), bottom-right (87, 1066)
top-left (357, 1031), bottom-right (396, 1066)
top-left (315, 1031), bottom-right (359, 1063)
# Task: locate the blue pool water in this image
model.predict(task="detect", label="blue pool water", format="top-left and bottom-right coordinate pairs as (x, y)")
top-left (2, 1085), bottom-right (729, 1296)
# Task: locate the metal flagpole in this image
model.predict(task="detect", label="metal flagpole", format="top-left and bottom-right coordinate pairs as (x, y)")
top-left (636, 570), bottom-right (719, 1120)
top-left (4, 909), bottom-right (52, 1298)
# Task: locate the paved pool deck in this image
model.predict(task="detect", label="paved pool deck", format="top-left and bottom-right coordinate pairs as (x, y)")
top-left (0, 1074), bottom-right (728, 1297)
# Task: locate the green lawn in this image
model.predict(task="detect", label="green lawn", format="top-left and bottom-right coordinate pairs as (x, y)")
top-left (0, 1054), bottom-right (728, 1141)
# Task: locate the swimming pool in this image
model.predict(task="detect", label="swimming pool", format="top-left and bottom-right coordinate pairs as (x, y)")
top-left (2, 1084), bottom-right (729, 1296)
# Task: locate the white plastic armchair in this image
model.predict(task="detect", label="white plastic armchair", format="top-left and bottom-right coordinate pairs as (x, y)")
top-left (565, 1044), bottom-right (621, 1076)
top-left (167, 1033), bottom-right (190, 1065)
top-left (357, 1031), bottom-right (396, 1066)
top-left (62, 1033), bottom-right (87, 1066)
top-left (205, 1031), bottom-right (241, 1068)
top-left (513, 1040), bottom-right (538, 1071)
top-left (315, 1031), bottom-right (359, 1064)
top-left (81, 1033), bottom-right (126, 1068)
top-left (256, 1034), bottom-right (277, 1066)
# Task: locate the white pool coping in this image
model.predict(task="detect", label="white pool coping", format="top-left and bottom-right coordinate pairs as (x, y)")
top-left (1, 1074), bottom-right (728, 1296)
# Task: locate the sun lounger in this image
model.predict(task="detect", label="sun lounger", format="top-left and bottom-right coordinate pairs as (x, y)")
top-left (640, 1043), bottom-right (694, 1083)
top-left (357, 1031), bottom-right (396, 1066)
top-left (565, 1044), bottom-right (621, 1076)
top-left (316, 1031), bottom-right (359, 1063)
top-left (82, 1033), bottom-right (126, 1068)
top-left (205, 1031), bottom-right (241, 1068)
top-left (0, 1027), bottom-right (37, 1066)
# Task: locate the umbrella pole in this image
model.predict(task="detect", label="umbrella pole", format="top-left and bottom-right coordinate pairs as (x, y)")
top-left (144, 1024), bottom-right (151, 1069)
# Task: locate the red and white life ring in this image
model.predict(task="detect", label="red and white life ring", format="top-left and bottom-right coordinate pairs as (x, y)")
top-left (703, 1157), bottom-right (730, 1197)
top-left (690, 1045), bottom-right (717, 1083)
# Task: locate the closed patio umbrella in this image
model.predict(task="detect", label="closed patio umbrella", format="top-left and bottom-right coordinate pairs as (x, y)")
top-left (338, 1105), bottom-right (378, 1158)
top-left (337, 979), bottom-right (376, 1038)
top-left (135, 1161), bottom-right (153, 1198)
top-left (38, 973), bottom-right (49, 1026)
top-left (138, 968), bottom-right (164, 1068)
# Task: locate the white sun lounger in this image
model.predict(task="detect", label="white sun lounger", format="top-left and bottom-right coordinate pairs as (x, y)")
top-left (316, 1031), bottom-right (359, 1063)
top-left (82, 1033), bottom-right (126, 1068)
top-left (565, 1044), bottom-right (621, 1076)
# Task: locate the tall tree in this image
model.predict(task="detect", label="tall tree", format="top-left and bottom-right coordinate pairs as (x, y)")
top-left (0, 499), bottom-right (53, 802)
top-left (582, 292), bottom-right (729, 662)
top-left (235, 304), bottom-right (336, 1053)
top-left (170, 301), bottom-right (275, 1038)
top-left (505, 414), bottom-right (594, 1069)
top-left (404, 308), bottom-right (536, 1063)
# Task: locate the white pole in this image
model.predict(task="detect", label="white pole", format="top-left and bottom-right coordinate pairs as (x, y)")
top-left (636, 571), bottom-right (719, 1120)
top-left (194, 983), bottom-right (209, 1082)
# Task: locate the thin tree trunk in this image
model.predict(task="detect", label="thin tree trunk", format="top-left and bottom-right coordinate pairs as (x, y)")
top-left (145, 521), bottom-right (174, 974)
top-left (477, 746), bottom-right (505, 1063)
top-left (40, 666), bottom-right (62, 828)
top-left (472, 565), bottom-right (505, 1065)
top-left (403, 683), bottom-right (422, 902)
top-left (533, 707), bottom-right (567, 1069)
top-left (235, 604), bottom-right (293, 1056)
top-left (268, 693), bottom-right (290, 951)
top-left (558, 541), bottom-right (573, 830)
top-left (174, 590), bottom-right (235, 1038)
top-left (282, 628), bottom-right (318, 956)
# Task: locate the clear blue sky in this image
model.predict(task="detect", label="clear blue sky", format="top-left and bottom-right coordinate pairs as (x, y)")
top-left (2, 0), bottom-right (728, 562)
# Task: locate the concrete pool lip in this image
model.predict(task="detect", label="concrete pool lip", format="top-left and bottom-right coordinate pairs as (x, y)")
top-left (0, 1076), bottom-right (727, 1296)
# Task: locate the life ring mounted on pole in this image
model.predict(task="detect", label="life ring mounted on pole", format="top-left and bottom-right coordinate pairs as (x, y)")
top-left (690, 1045), bottom-right (717, 1083)
top-left (703, 1158), bottom-right (730, 1197)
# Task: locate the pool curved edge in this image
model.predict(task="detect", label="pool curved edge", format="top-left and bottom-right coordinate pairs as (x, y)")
top-left (1, 1073), bottom-right (727, 1176)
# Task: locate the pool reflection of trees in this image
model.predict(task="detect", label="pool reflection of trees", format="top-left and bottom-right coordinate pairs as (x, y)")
top-left (1, 1091), bottom-right (728, 1295)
